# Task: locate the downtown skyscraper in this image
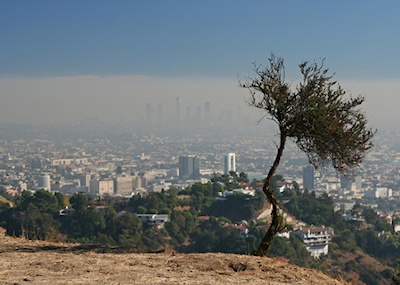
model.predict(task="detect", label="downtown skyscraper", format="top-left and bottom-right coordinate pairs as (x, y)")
top-left (179, 155), bottom-right (200, 180)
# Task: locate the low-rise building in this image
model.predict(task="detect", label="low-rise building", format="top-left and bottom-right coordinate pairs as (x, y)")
top-left (223, 188), bottom-right (255, 197)
top-left (137, 214), bottom-right (169, 229)
top-left (294, 225), bottom-right (334, 258)
top-left (51, 158), bottom-right (89, 166)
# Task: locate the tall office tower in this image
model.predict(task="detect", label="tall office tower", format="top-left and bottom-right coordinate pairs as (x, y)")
top-left (175, 97), bottom-right (181, 124)
top-left (179, 155), bottom-right (200, 180)
top-left (223, 153), bottom-right (236, 174)
top-left (133, 175), bottom-right (148, 189)
top-left (146, 103), bottom-right (153, 123)
top-left (185, 106), bottom-right (191, 122)
top-left (38, 173), bottom-right (51, 190)
top-left (157, 103), bottom-right (163, 124)
top-left (303, 165), bottom-right (315, 190)
top-left (80, 174), bottom-right (91, 187)
top-left (204, 101), bottom-right (211, 122)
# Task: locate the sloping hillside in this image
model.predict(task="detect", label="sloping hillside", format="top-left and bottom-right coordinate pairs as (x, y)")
top-left (0, 195), bottom-right (12, 206)
top-left (0, 233), bottom-right (348, 285)
top-left (320, 248), bottom-right (392, 285)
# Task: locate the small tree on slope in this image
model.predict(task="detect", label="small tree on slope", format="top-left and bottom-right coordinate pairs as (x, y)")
top-left (240, 55), bottom-right (375, 256)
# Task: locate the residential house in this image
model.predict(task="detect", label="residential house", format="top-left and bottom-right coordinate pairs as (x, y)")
top-left (294, 225), bottom-right (334, 258)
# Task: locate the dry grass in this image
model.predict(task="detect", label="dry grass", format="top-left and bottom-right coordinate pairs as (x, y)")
top-left (0, 233), bottom-right (349, 285)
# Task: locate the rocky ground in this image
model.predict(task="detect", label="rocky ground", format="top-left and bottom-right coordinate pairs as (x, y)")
top-left (0, 233), bottom-right (348, 285)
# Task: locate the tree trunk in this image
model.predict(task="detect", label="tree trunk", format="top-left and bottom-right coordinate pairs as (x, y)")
top-left (255, 132), bottom-right (286, 256)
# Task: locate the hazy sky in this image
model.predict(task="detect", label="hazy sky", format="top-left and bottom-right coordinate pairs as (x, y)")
top-left (1, 1), bottom-right (399, 129)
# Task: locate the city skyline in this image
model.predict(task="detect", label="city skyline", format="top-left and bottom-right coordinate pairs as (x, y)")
top-left (144, 99), bottom-right (241, 126)
top-left (1, 2), bottom-right (400, 129)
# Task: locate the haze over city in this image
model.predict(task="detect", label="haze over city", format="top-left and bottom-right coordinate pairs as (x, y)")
top-left (1, 1), bottom-right (400, 130)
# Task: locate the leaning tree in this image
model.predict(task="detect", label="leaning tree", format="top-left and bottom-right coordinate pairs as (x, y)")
top-left (240, 55), bottom-right (375, 256)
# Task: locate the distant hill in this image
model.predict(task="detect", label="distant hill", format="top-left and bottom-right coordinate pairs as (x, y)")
top-left (0, 232), bottom-right (348, 285)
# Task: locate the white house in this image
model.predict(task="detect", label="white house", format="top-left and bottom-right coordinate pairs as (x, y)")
top-left (223, 188), bottom-right (255, 197)
top-left (137, 214), bottom-right (169, 229)
top-left (294, 225), bottom-right (334, 258)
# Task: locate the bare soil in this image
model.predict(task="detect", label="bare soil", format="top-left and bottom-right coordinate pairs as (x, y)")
top-left (0, 233), bottom-right (348, 285)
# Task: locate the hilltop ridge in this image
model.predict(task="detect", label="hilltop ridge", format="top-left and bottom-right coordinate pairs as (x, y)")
top-left (0, 233), bottom-right (348, 285)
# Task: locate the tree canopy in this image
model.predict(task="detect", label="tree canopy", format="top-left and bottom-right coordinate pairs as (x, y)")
top-left (241, 54), bottom-right (375, 256)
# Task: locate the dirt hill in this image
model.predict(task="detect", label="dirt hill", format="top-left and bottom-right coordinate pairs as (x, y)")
top-left (0, 233), bottom-right (349, 285)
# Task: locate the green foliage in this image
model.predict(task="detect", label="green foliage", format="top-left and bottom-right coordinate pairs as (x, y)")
top-left (6, 190), bottom-right (65, 239)
top-left (335, 229), bottom-right (357, 252)
top-left (21, 204), bottom-right (59, 240)
top-left (141, 227), bottom-right (166, 252)
top-left (137, 205), bottom-right (147, 214)
top-left (241, 54), bottom-right (375, 255)
top-left (54, 191), bottom-right (69, 208)
top-left (268, 235), bottom-right (317, 267)
top-left (165, 210), bottom-right (198, 246)
top-left (204, 194), bottom-right (258, 222)
top-left (284, 190), bottom-right (338, 227)
top-left (129, 192), bottom-right (177, 214)
top-left (351, 204), bottom-right (393, 232)
top-left (69, 192), bottom-right (88, 212)
top-left (344, 260), bottom-right (357, 272)
top-left (190, 182), bottom-right (213, 197)
top-left (189, 218), bottom-right (247, 253)
top-left (14, 191), bottom-right (33, 209)
top-left (211, 172), bottom-right (243, 191)
top-left (113, 212), bottom-right (142, 247)
top-left (359, 270), bottom-right (381, 285)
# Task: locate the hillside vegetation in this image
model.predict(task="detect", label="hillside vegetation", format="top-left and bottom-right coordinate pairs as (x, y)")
top-left (1, 174), bottom-right (399, 284)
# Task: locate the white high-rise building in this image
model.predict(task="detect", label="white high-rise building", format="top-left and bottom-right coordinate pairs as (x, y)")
top-left (38, 174), bottom-right (51, 190)
top-left (223, 153), bottom-right (236, 174)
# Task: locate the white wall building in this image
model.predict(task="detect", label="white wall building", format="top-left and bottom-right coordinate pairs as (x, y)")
top-left (90, 179), bottom-right (114, 196)
top-left (223, 188), bottom-right (255, 197)
top-left (137, 214), bottom-right (169, 229)
top-left (223, 153), bottom-right (236, 174)
top-left (294, 226), bottom-right (334, 258)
